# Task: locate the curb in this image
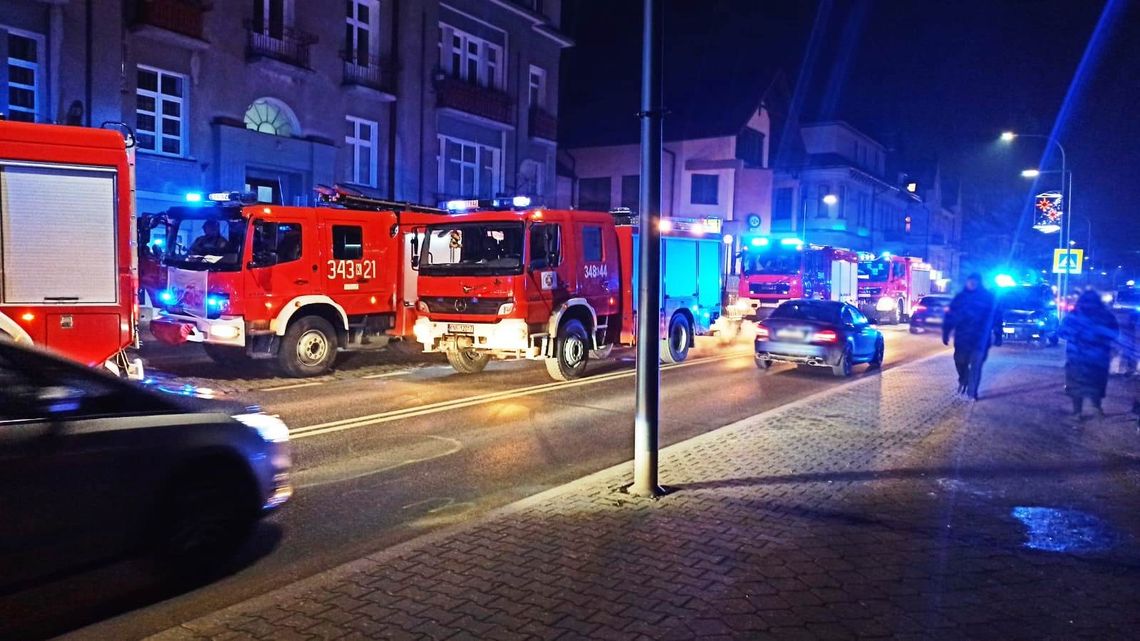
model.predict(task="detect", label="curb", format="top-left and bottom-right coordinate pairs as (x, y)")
top-left (153, 348), bottom-right (949, 639)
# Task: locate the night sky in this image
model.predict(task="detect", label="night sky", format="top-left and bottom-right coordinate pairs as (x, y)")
top-left (560, 0), bottom-right (1139, 265)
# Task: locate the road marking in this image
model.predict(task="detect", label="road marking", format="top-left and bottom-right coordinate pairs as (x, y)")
top-left (363, 371), bottom-right (410, 379)
top-left (290, 350), bottom-right (751, 440)
top-left (259, 381), bottom-right (327, 392)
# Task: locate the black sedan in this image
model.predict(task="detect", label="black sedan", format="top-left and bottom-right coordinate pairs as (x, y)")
top-left (998, 285), bottom-right (1059, 345)
top-left (755, 299), bottom-right (884, 377)
top-left (909, 295), bottom-right (951, 334)
top-left (0, 340), bottom-right (291, 593)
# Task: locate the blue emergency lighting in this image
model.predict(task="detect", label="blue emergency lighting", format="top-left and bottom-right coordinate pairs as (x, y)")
top-left (206, 294), bottom-right (229, 309)
top-left (994, 274), bottom-right (1017, 288)
top-left (184, 192), bottom-right (204, 203)
top-left (446, 199), bottom-right (479, 212)
top-left (158, 289), bottom-right (176, 304)
top-left (780, 238), bottom-right (803, 246)
top-left (750, 237), bottom-right (769, 247)
top-left (880, 251), bottom-right (892, 259)
top-left (512, 196), bottom-right (532, 208)
top-left (152, 238), bottom-right (165, 248)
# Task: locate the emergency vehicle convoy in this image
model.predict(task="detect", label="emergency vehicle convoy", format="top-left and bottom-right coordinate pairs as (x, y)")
top-left (412, 203), bottom-right (728, 381)
top-left (148, 187), bottom-right (443, 376)
top-left (0, 119), bottom-right (142, 377)
top-left (732, 236), bottom-right (858, 319)
top-left (856, 252), bottom-right (932, 324)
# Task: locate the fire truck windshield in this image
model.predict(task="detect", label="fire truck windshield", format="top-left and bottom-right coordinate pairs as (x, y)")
top-left (742, 250), bottom-right (801, 276)
top-left (162, 214), bottom-right (247, 272)
top-left (858, 259), bottom-right (891, 281)
top-left (420, 222), bottom-right (525, 276)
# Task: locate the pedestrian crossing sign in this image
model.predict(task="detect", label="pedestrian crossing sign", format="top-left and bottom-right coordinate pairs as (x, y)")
top-left (1052, 248), bottom-right (1084, 275)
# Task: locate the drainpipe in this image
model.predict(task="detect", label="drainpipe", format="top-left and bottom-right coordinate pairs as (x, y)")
top-left (387, 0), bottom-right (400, 199)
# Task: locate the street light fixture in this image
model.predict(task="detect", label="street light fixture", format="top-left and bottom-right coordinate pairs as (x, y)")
top-left (1020, 168), bottom-right (1041, 178)
top-left (1000, 131), bottom-right (1017, 142)
top-left (822, 193), bottom-right (839, 206)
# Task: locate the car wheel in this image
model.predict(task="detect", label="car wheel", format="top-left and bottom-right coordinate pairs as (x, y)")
top-left (1048, 333), bottom-right (1060, 347)
top-left (661, 313), bottom-right (692, 364)
top-left (279, 316), bottom-right (338, 377)
top-left (446, 349), bottom-right (491, 374)
top-left (831, 346), bottom-right (854, 377)
top-left (156, 465), bottom-right (257, 577)
top-left (545, 319), bottom-right (590, 381)
top-left (868, 338), bottom-right (885, 369)
top-left (909, 326), bottom-right (921, 334)
top-left (755, 357), bottom-right (773, 371)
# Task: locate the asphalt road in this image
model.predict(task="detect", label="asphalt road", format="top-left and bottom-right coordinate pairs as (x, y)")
top-left (12, 327), bottom-right (948, 640)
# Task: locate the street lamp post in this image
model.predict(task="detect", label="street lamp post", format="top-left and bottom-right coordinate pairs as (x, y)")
top-left (1002, 132), bottom-right (1068, 306)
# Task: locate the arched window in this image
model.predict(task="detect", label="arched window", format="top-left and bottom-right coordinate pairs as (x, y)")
top-left (243, 97), bottom-right (299, 137)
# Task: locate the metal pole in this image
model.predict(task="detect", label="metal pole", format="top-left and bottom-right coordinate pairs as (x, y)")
top-left (1057, 148), bottom-right (1066, 312)
top-left (632, 0), bottom-right (664, 498)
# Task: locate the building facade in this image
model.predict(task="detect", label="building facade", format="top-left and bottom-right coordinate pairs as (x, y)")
top-left (0, 0), bottom-right (569, 214)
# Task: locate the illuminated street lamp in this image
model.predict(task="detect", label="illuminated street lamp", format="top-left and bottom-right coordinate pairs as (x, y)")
top-left (1000, 131), bottom-right (1017, 142)
top-left (1020, 168), bottom-right (1041, 178)
top-left (1003, 131), bottom-right (1070, 308)
top-left (822, 193), bottom-right (839, 206)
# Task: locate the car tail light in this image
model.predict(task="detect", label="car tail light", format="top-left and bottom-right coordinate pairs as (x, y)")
top-left (813, 329), bottom-right (839, 343)
top-left (756, 324), bottom-right (770, 340)
top-left (915, 305), bottom-right (927, 313)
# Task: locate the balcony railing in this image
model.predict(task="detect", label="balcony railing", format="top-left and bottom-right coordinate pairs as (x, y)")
top-left (528, 106), bottom-right (557, 141)
top-left (245, 20), bottom-right (317, 69)
top-left (135, 0), bottom-right (207, 40)
top-left (342, 52), bottom-right (396, 95)
top-left (435, 77), bottom-right (512, 125)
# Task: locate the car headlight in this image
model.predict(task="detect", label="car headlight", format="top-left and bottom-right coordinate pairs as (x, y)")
top-left (498, 301), bottom-right (515, 315)
top-left (875, 297), bottom-right (897, 312)
top-left (233, 412), bottom-right (290, 443)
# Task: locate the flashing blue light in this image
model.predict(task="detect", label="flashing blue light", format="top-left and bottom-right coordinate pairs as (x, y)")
top-left (152, 238), bottom-right (165, 248)
top-left (750, 237), bottom-right (769, 247)
top-left (184, 192), bottom-right (204, 203)
top-left (994, 274), bottom-right (1017, 288)
top-left (158, 289), bottom-right (176, 304)
top-left (206, 294), bottom-right (229, 309)
top-left (880, 251), bottom-right (892, 259)
top-left (780, 238), bottom-right (804, 246)
top-left (512, 195), bottom-right (532, 208)
top-left (446, 199), bottom-right (479, 212)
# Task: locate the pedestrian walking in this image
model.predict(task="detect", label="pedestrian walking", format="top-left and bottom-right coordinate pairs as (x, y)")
top-left (942, 273), bottom-right (1004, 399)
top-left (1059, 290), bottom-right (1119, 417)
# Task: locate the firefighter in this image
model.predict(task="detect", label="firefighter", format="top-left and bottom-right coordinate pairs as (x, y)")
top-left (190, 220), bottom-right (229, 255)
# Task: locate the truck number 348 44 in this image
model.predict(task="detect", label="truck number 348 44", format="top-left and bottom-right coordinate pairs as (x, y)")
top-left (327, 260), bottom-right (377, 280)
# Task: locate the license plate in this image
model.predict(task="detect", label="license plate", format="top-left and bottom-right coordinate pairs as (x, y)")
top-left (777, 329), bottom-right (806, 341)
top-left (449, 323), bottom-right (475, 334)
top-left (1003, 327), bottom-right (1015, 334)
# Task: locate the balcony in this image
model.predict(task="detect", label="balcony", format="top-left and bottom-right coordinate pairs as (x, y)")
top-left (245, 21), bottom-right (317, 70)
top-left (342, 52), bottom-right (396, 99)
top-left (132, 0), bottom-right (209, 49)
top-left (528, 106), bottom-right (557, 142)
top-left (435, 77), bottom-right (512, 126)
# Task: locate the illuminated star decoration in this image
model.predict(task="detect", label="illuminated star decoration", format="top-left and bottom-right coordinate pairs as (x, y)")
top-left (1035, 196), bottom-right (1063, 223)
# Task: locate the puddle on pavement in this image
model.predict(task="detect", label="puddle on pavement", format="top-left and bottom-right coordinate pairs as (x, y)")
top-left (1011, 506), bottom-right (1117, 553)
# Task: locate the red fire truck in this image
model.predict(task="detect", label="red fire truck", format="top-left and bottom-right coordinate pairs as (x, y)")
top-left (412, 204), bottom-right (728, 380)
top-left (0, 120), bottom-right (142, 377)
top-left (149, 187), bottom-right (443, 376)
top-left (857, 252), bottom-right (932, 324)
top-left (731, 235), bottom-right (859, 319)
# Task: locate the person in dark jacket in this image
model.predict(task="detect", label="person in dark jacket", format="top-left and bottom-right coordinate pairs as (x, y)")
top-left (1059, 290), bottom-right (1119, 416)
top-left (943, 273), bottom-right (1004, 399)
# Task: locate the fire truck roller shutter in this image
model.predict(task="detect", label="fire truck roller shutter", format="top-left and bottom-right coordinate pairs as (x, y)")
top-left (270, 296), bottom-right (351, 336)
top-left (547, 298), bottom-right (599, 350)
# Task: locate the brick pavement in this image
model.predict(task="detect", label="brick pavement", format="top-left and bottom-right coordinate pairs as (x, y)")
top-left (152, 346), bottom-right (1140, 641)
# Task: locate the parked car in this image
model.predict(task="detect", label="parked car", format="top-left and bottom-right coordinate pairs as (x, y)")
top-left (755, 299), bottom-right (884, 377)
top-left (998, 284), bottom-right (1059, 345)
top-left (0, 340), bottom-right (291, 592)
top-left (909, 295), bottom-right (952, 334)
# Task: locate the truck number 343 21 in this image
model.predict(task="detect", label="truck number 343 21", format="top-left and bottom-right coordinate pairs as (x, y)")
top-left (327, 260), bottom-right (376, 280)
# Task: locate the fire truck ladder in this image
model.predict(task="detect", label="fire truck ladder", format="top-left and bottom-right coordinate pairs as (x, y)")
top-left (315, 184), bottom-right (446, 215)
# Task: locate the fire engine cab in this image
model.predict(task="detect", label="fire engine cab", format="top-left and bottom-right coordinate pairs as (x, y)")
top-left (857, 252), bottom-right (932, 324)
top-left (413, 202), bottom-right (728, 381)
top-left (0, 120), bottom-right (142, 377)
top-left (149, 187), bottom-right (443, 376)
top-left (732, 236), bottom-right (858, 319)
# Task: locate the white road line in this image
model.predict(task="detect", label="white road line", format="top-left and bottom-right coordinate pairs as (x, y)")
top-left (258, 381), bottom-right (327, 392)
top-left (290, 350), bottom-right (751, 440)
top-left (362, 371), bottom-right (411, 379)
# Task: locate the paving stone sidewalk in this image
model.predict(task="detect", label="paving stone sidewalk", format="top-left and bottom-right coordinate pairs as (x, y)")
top-left (154, 347), bottom-right (1140, 641)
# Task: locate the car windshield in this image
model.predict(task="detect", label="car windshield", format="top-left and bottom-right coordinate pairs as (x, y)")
top-left (858, 259), bottom-right (891, 281)
top-left (770, 301), bottom-right (842, 324)
top-left (920, 297), bottom-right (950, 307)
top-left (160, 210), bottom-right (247, 272)
top-left (742, 250), bottom-right (801, 276)
top-left (420, 222), bottom-right (525, 276)
top-left (1000, 287), bottom-right (1052, 311)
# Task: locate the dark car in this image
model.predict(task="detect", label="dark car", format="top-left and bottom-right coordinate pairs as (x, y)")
top-left (998, 285), bottom-right (1059, 345)
top-left (755, 299), bottom-right (884, 377)
top-left (909, 295), bottom-right (951, 334)
top-left (0, 340), bottom-right (291, 592)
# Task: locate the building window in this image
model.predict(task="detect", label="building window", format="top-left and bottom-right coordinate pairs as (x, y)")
top-left (438, 135), bottom-right (500, 199)
top-left (772, 187), bottom-right (793, 231)
top-left (691, 174), bottom-right (718, 205)
top-left (345, 116), bottom-right (378, 187)
top-left (528, 65), bottom-right (547, 109)
top-left (439, 23), bottom-right (504, 89)
top-left (136, 66), bottom-right (187, 156)
top-left (736, 128), bottom-right (765, 168)
top-left (345, 0), bottom-right (380, 65)
top-left (816, 184), bottom-right (830, 217)
top-left (581, 225), bottom-right (603, 262)
top-left (244, 97), bottom-right (299, 137)
top-left (578, 177), bottom-right (611, 211)
top-left (4, 28), bottom-right (42, 122)
top-left (620, 174), bottom-right (639, 211)
top-left (838, 185), bottom-right (848, 219)
top-left (857, 193), bottom-right (868, 227)
top-left (253, 0), bottom-right (291, 37)
top-left (518, 159), bottom-right (545, 198)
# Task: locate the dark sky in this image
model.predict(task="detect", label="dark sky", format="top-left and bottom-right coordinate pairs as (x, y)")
top-left (561, 0), bottom-right (1139, 263)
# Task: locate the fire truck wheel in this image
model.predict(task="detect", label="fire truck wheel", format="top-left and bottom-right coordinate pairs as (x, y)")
top-left (203, 344), bottom-right (248, 365)
top-left (446, 349), bottom-right (491, 374)
top-left (545, 319), bottom-right (590, 381)
top-left (661, 313), bottom-right (692, 364)
top-left (279, 316), bottom-right (338, 377)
